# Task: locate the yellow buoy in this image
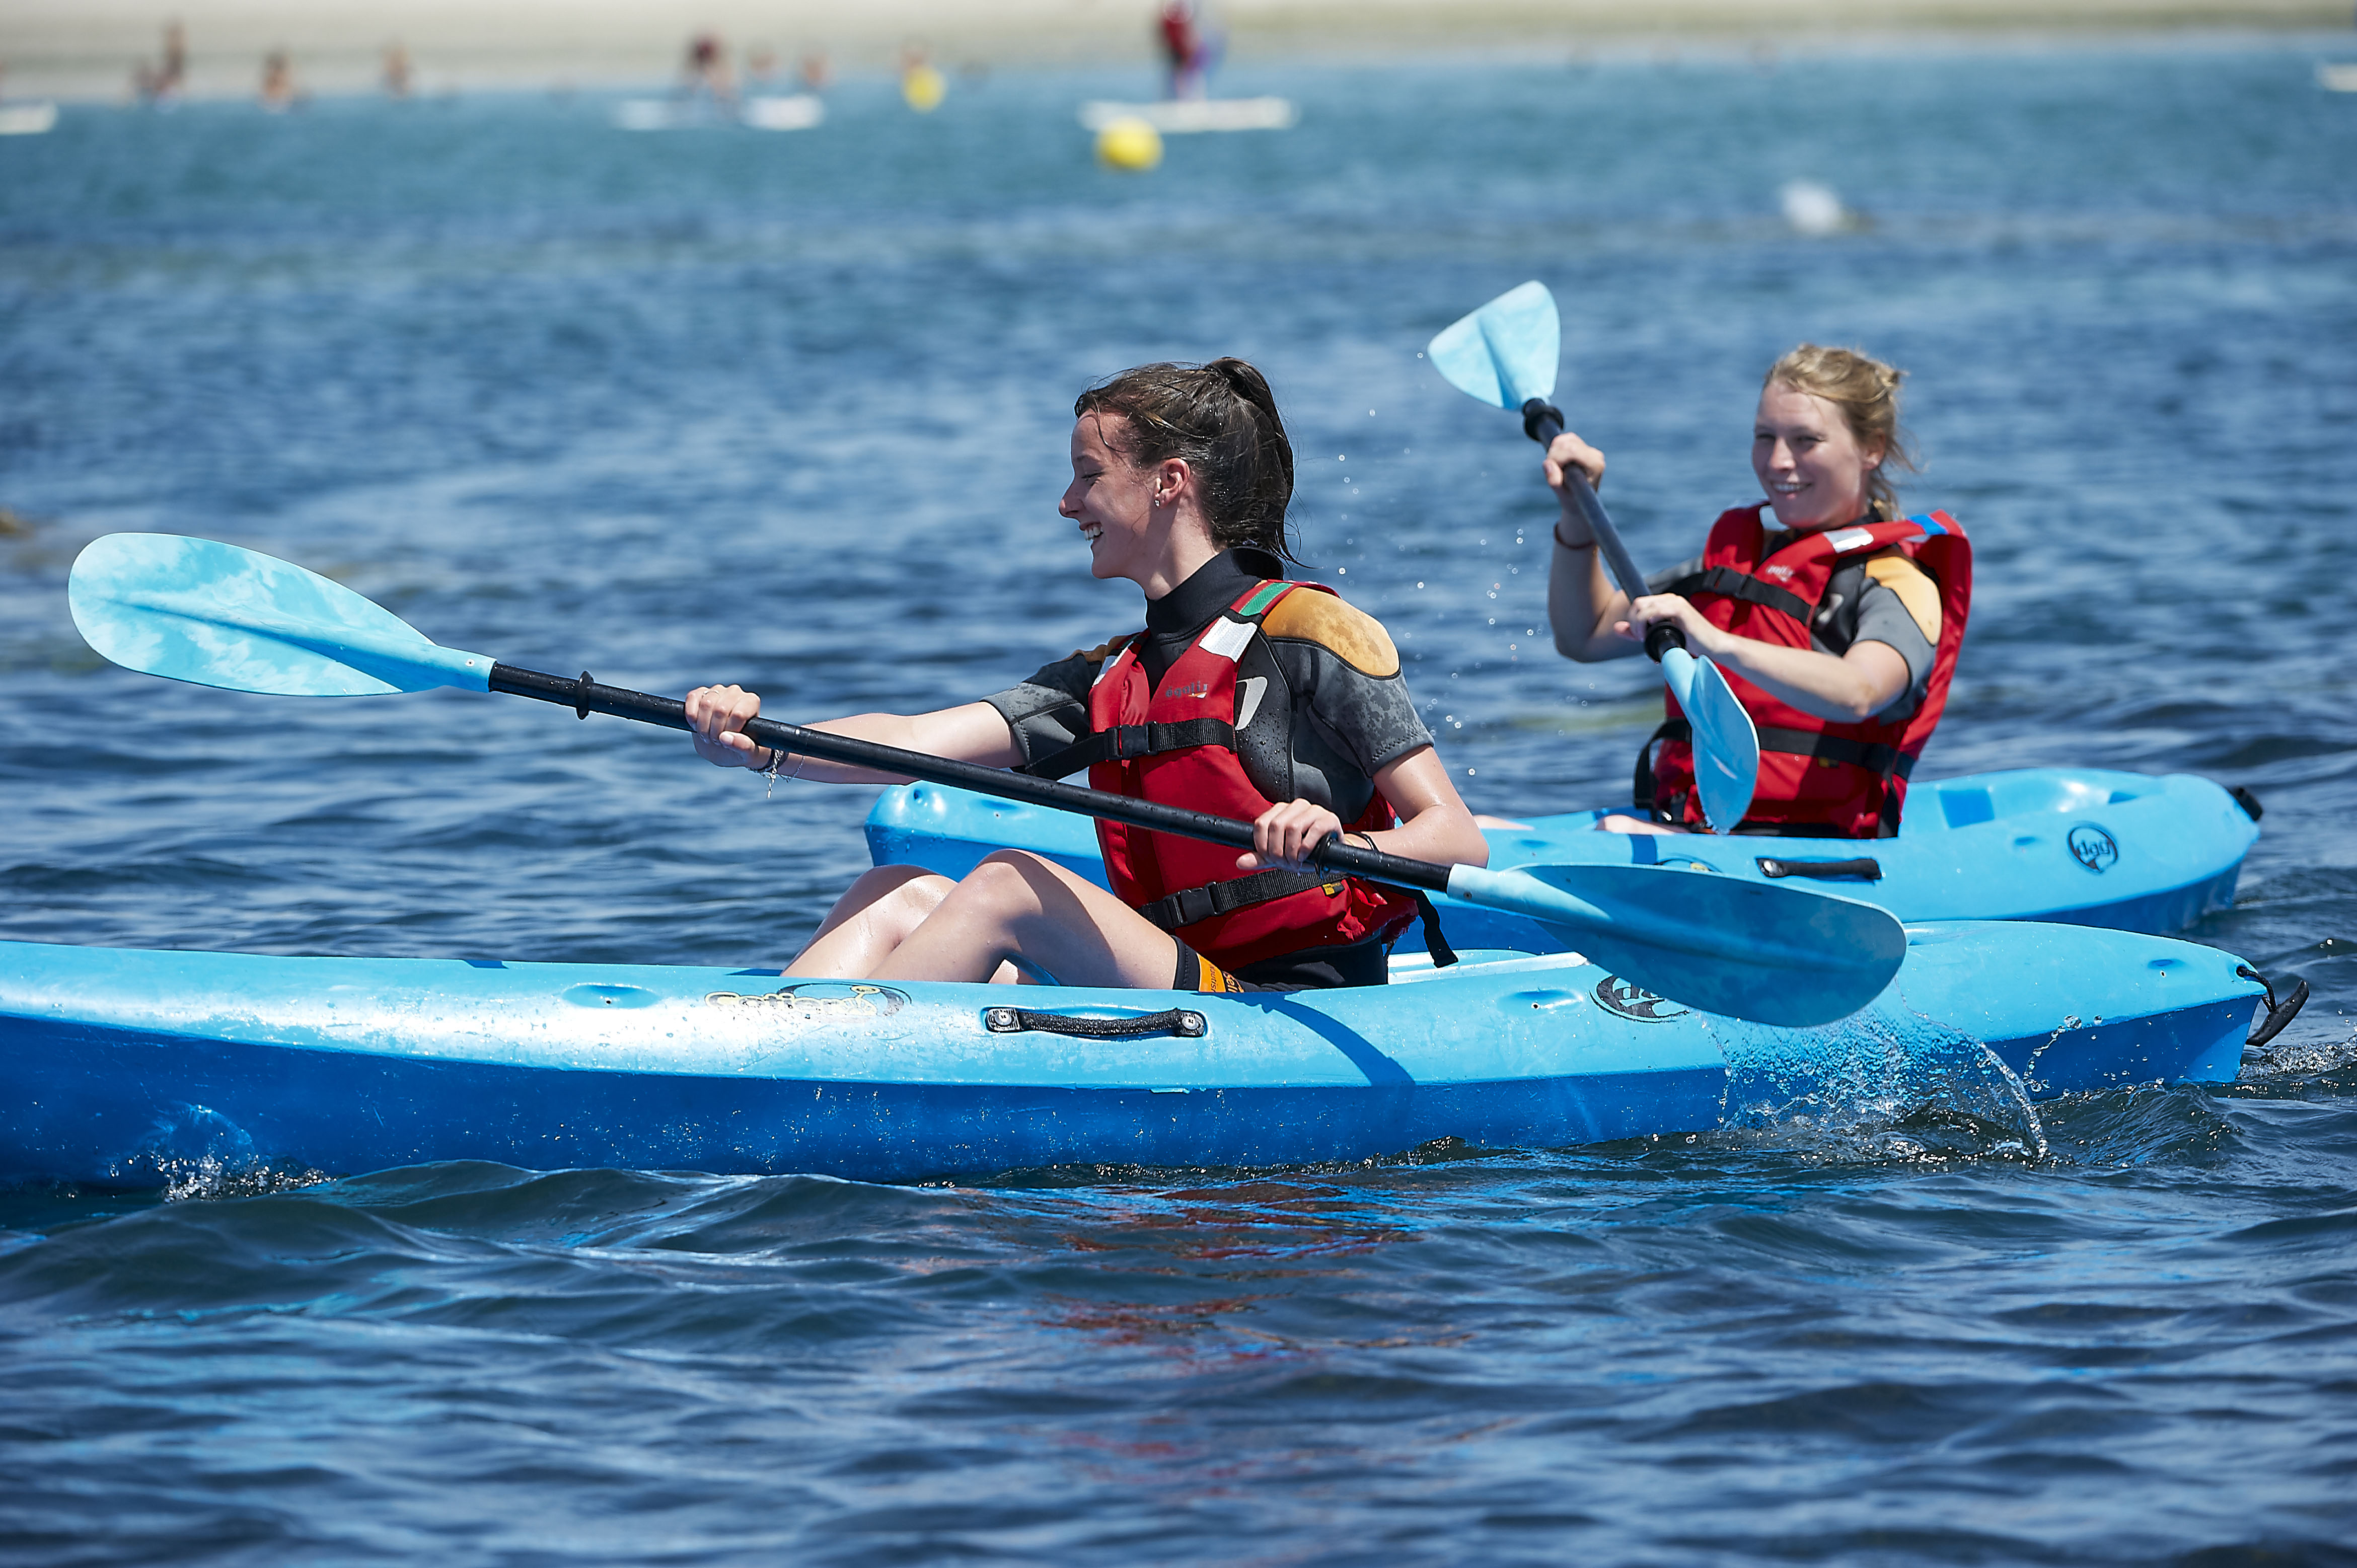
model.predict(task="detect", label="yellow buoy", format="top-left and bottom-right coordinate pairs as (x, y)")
top-left (901, 64), bottom-right (945, 113)
top-left (1095, 116), bottom-right (1162, 172)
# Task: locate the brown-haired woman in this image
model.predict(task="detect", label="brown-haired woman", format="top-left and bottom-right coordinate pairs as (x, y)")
top-left (686, 358), bottom-right (1487, 991)
top-left (1545, 344), bottom-right (1971, 838)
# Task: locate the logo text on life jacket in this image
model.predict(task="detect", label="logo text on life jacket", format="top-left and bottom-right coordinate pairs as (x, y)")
top-left (1764, 564), bottom-right (1796, 580)
top-left (1593, 975), bottom-right (1689, 1021)
top-left (2068, 824), bottom-right (2119, 874)
top-left (1161, 680), bottom-right (1213, 701)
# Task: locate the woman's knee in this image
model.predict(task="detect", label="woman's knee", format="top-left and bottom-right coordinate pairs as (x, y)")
top-left (1599, 812), bottom-right (1683, 837)
top-left (965, 849), bottom-right (1062, 894)
top-left (830, 865), bottom-right (957, 927)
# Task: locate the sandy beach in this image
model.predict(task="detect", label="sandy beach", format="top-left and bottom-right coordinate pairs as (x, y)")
top-left (3, 0), bottom-right (2346, 100)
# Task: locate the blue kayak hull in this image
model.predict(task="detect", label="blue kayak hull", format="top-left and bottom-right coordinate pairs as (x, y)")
top-left (0, 928), bottom-right (2262, 1187)
top-left (863, 767), bottom-right (2258, 941)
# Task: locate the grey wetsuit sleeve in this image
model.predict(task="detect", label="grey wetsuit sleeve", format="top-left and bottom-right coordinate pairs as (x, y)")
top-left (1850, 578), bottom-right (1936, 722)
top-left (1292, 647), bottom-right (1435, 779)
top-left (980, 654), bottom-right (1096, 774)
top-left (1646, 555), bottom-right (1705, 594)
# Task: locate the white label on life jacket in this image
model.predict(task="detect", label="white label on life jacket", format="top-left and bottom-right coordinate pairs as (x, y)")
top-left (1234, 676), bottom-right (1269, 730)
top-left (1823, 527), bottom-right (1876, 553)
top-left (1196, 616), bottom-right (1255, 662)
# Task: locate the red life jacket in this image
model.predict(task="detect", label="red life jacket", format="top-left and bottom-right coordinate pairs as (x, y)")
top-left (1064, 580), bottom-right (1424, 973)
top-left (1643, 504), bottom-right (1971, 838)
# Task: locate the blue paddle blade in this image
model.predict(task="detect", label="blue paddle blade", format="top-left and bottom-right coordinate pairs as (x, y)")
top-left (1427, 280), bottom-right (1560, 409)
top-left (69, 533), bottom-right (494, 697)
top-left (1662, 651), bottom-right (1761, 832)
top-left (1446, 861), bottom-right (1905, 1026)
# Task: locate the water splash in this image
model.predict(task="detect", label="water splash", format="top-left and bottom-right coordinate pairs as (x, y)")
top-left (1716, 1007), bottom-right (2049, 1162)
top-left (110, 1103), bottom-right (327, 1201)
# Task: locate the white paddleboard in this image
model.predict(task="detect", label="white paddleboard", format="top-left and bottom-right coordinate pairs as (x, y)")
top-left (0, 103), bottom-right (58, 136)
top-left (613, 95), bottom-right (823, 131)
top-left (1077, 98), bottom-right (1296, 134)
top-left (742, 95), bottom-right (824, 130)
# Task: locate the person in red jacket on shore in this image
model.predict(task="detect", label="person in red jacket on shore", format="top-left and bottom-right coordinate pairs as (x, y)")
top-left (1544, 344), bottom-right (1971, 839)
top-left (686, 359), bottom-right (1486, 991)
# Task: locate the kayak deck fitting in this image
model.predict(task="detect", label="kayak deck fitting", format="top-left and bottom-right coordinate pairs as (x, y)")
top-left (0, 921), bottom-right (2268, 1188)
top-left (865, 767), bottom-right (2261, 944)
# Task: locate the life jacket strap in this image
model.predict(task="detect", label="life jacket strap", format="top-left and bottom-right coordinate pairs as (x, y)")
top-left (1017, 717), bottom-right (1238, 780)
top-left (1646, 717), bottom-right (1915, 784)
top-left (1753, 725), bottom-right (1917, 782)
top-left (1134, 867), bottom-right (1334, 931)
top-left (1662, 566), bottom-right (1814, 624)
top-left (1138, 870), bottom-right (1458, 970)
top-left (1637, 719), bottom-right (1916, 835)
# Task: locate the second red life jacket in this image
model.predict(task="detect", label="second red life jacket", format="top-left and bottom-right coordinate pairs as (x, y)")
top-left (1644, 505), bottom-right (1971, 838)
top-left (1082, 581), bottom-right (1422, 972)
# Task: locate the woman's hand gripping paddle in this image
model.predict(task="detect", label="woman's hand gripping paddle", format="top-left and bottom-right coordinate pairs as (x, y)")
top-left (1429, 280), bottom-right (1761, 832)
top-left (68, 533), bottom-right (1901, 1025)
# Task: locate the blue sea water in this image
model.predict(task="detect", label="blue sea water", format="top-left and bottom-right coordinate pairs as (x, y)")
top-left (2, 42), bottom-right (2355, 1564)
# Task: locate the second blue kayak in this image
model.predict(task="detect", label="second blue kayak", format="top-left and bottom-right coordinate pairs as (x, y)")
top-left (865, 767), bottom-right (2259, 947)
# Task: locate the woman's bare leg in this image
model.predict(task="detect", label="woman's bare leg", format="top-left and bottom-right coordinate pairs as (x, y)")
top-left (870, 850), bottom-right (1182, 989)
top-left (786, 865), bottom-right (957, 978)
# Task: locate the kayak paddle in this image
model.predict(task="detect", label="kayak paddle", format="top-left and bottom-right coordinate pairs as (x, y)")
top-left (67, 532), bottom-right (1902, 1026)
top-left (1429, 280), bottom-right (1761, 832)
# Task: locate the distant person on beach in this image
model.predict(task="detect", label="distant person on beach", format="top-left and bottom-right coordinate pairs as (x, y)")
top-left (132, 19), bottom-right (187, 105)
top-left (681, 34), bottom-right (734, 108)
top-left (383, 42), bottom-right (411, 98)
top-left (259, 49), bottom-right (301, 111)
top-left (682, 359), bottom-right (1482, 993)
top-left (801, 51), bottom-right (833, 93)
top-left (1542, 345), bottom-right (1970, 839)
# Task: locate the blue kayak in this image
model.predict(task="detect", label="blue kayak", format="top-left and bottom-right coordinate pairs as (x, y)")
top-left (0, 926), bottom-right (2269, 1187)
top-left (865, 767), bottom-right (2260, 948)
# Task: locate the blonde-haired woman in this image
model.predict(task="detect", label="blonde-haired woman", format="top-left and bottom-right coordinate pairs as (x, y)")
top-left (1545, 344), bottom-right (1971, 839)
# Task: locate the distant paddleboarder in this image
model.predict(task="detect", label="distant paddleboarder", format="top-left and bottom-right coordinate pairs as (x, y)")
top-left (1542, 346), bottom-right (1970, 839)
top-left (681, 33), bottom-right (734, 109)
top-left (685, 359), bottom-right (1484, 993)
top-left (1158, 2), bottom-right (1221, 100)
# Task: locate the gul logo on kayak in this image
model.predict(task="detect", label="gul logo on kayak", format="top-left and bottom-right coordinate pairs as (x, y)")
top-left (705, 982), bottom-right (910, 1016)
top-left (2068, 825), bottom-right (2119, 874)
top-left (1593, 976), bottom-right (1688, 1022)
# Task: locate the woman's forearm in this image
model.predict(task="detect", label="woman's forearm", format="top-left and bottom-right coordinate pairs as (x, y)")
top-left (1546, 537), bottom-right (1639, 662)
top-left (1704, 637), bottom-right (1911, 724)
top-left (752, 702), bottom-right (1023, 784)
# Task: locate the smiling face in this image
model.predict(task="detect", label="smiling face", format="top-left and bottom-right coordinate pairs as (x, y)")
top-left (1061, 412), bottom-right (1163, 583)
top-left (1752, 381), bottom-right (1885, 533)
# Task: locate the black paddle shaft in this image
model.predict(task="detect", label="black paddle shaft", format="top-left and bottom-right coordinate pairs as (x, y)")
top-left (488, 664), bottom-right (1454, 895)
top-left (1520, 399), bottom-right (1685, 663)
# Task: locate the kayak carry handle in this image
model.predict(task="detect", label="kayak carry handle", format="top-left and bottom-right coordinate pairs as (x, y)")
top-left (1757, 856), bottom-right (1884, 882)
top-left (2237, 965), bottom-right (2309, 1049)
top-left (984, 1006), bottom-right (1208, 1039)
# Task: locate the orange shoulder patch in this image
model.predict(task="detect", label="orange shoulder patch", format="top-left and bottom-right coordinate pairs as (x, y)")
top-left (1862, 553), bottom-right (1941, 642)
top-left (1259, 590), bottom-right (1401, 677)
top-left (1072, 632), bottom-right (1142, 665)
